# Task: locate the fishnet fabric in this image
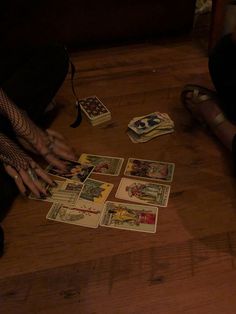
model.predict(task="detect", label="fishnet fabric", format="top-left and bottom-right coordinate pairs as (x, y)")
top-left (0, 132), bottom-right (32, 171)
top-left (0, 88), bottom-right (49, 154)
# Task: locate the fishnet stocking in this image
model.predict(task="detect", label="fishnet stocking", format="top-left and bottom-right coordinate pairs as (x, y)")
top-left (0, 132), bottom-right (32, 171)
top-left (0, 88), bottom-right (50, 155)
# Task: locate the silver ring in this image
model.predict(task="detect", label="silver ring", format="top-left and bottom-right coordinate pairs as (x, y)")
top-left (28, 168), bottom-right (38, 181)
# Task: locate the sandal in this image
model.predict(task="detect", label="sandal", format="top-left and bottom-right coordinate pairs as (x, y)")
top-left (181, 84), bottom-right (226, 129)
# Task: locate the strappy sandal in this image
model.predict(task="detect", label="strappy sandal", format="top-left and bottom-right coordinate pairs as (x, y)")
top-left (181, 84), bottom-right (226, 129)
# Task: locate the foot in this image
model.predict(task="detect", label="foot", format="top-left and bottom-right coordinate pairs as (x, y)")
top-left (181, 84), bottom-right (236, 151)
top-left (181, 84), bottom-right (225, 129)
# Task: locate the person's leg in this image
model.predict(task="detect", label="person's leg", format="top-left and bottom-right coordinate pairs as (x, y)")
top-left (182, 33), bottom-right (236, 161)
top-left (194, 96), bottom-right (236, 152)
top-left (1, 44), bottom-right (69, 125)
top-left (209, 33), bottom-right (236, 122)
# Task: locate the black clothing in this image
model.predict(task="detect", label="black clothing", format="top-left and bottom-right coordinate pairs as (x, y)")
top-left (0, 44), bottom-right (69, 218)
top-left (209, 34), bottom-right (236, 159)
top-left (209, 34), bottom-right (236, 122)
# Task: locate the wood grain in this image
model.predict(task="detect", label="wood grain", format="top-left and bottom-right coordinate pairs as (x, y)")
top-left (1, 36), bottom-right (236, 313)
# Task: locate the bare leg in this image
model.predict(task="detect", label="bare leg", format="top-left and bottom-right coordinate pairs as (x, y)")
top-left (197, 99), bottom-right (236, 151)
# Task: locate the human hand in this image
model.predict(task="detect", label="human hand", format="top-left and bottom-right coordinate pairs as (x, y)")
top-left (4, 161), bottom-right (56, 198)
top-left (40, 128), bottom-right (78, 170)
top-left (15, 111), bottom-right (77, 170)
top-left (0, 89), bottom-right (77, 171)
top-left (0, 134), bottom-right (56, 197)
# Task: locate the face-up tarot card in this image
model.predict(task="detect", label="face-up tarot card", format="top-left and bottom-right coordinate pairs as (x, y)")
top-left (79, 96), bottom-right (110, 120)
top-left (100, 201), bottom-right (158, 233)
top-left (128, 112), bottom-right (168, 135)
top-left (46, 200), bottom-right (103, 228)
top-left (115, 177), bottom-right (170, 207)
top-left (29, 180), bottom-right (83, 206)
top-left (124, 158), bottom-right (175, 182)
top-left (78, 153), bottom-right (124, 176)
top-left (46, 160), bottom-right (94, 183)
top-left (79, 178), bottom-right (113, 204)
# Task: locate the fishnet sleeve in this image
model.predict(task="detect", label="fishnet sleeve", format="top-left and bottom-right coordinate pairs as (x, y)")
top-left (0, 88), bottom-right (49, 153)
top-left (0, 132), bottom-right (32, 171)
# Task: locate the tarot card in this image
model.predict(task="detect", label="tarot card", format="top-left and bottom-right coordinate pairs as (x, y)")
top-left (124, 158), bottom-right (175, 182)
top-left (115, 177), bottom-right (170, 207)
top-left (79, 178), bottom-right (113, 204)
top-left (127, 128), bottom-right (174, 143)
top-left (100, 201), bottom-right (158, 233)
top-left (79, 96), bottom-right (110, 120)
top-left (46, 160), bottom-right (94, 183)
top-left (78, 153), bottom-right (124, 176)
top-left (29, 180), bottom-right (83, 206)
top-left (128, 112), bottom-right (168, 135)
top-left (46, 200), bottom-right (103, 228)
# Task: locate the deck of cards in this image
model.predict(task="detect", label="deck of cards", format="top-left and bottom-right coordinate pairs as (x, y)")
top-left (127, 112), bottom-right (174, 143)
top-left (79, 96), bottom-right (111, 126)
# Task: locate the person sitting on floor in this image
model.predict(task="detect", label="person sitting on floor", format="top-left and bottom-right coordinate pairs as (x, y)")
top-left (0, 44), bottom-right (77, 256)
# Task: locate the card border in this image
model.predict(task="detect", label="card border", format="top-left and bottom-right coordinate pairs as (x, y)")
top-left (124, 157), bottom-right (175, 182)
top-left (99, 200), bottom-right (158, 233)
top-left (46, 202), bottom-right (102, 228)
top-left (115, 177), bottom-right (171, 207)
top-left (78, 153), bottom-right (124, 176)
top-left (79, 95), bottom-right (111, 121)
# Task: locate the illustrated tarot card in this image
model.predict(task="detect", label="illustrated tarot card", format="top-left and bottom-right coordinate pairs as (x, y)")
top-left (124, 158), bottom-right (175, 182)
top-left (79, 178), bottom-right (113, 204)
top-left (115, 177), bottom-right (170, 207)
top-left (79, 96), bottom-right (110, 120)
top-left (29, 179), bottom-right (83, 206)
top-left (46, 200), bottom-right (103, 228)
top-left (100, 201), bottom-right (158, 233)
top-left (46, 160), bottom-right (94, 183)
top-left (78, 153), bottom-right (124, 176)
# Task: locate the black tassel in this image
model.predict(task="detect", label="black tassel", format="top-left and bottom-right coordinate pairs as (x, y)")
top-left (70, 100), bottom-right (82, 128)
top-left (69, 61), bottom-right (82, 128)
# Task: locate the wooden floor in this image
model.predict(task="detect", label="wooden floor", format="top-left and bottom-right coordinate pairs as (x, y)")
top-left (1, 34), bottom-right (236, 314)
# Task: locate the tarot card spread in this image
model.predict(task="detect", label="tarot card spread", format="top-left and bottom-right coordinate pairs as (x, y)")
top-left (78, 153), bottom-right (124, 176)
top-left (100, 201), bottom-right (158, 233)
top-left (115, 178), bottom-right (170, 207)
top-left (124, 158), bottom-right (175, 182)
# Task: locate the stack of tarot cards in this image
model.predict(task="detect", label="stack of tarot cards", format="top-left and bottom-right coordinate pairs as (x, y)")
top-left (79, 96), bottom-right (111, 126)
top-left (127, 112), bottom-right (174, 143)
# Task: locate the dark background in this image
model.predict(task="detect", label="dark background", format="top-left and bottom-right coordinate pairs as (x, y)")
top-left (0, 0), bottom-right (196, 49)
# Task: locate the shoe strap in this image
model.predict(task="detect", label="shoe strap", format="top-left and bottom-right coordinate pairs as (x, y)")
top-left (210, 113), bottom-right (226, 128)
top-left (192, 89), bottom-right (212, 103)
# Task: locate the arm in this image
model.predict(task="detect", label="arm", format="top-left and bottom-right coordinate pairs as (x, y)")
top-left (0, 88), bottom-right (76, 170)
top-left (0, 132), bottom-right (55, 197)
